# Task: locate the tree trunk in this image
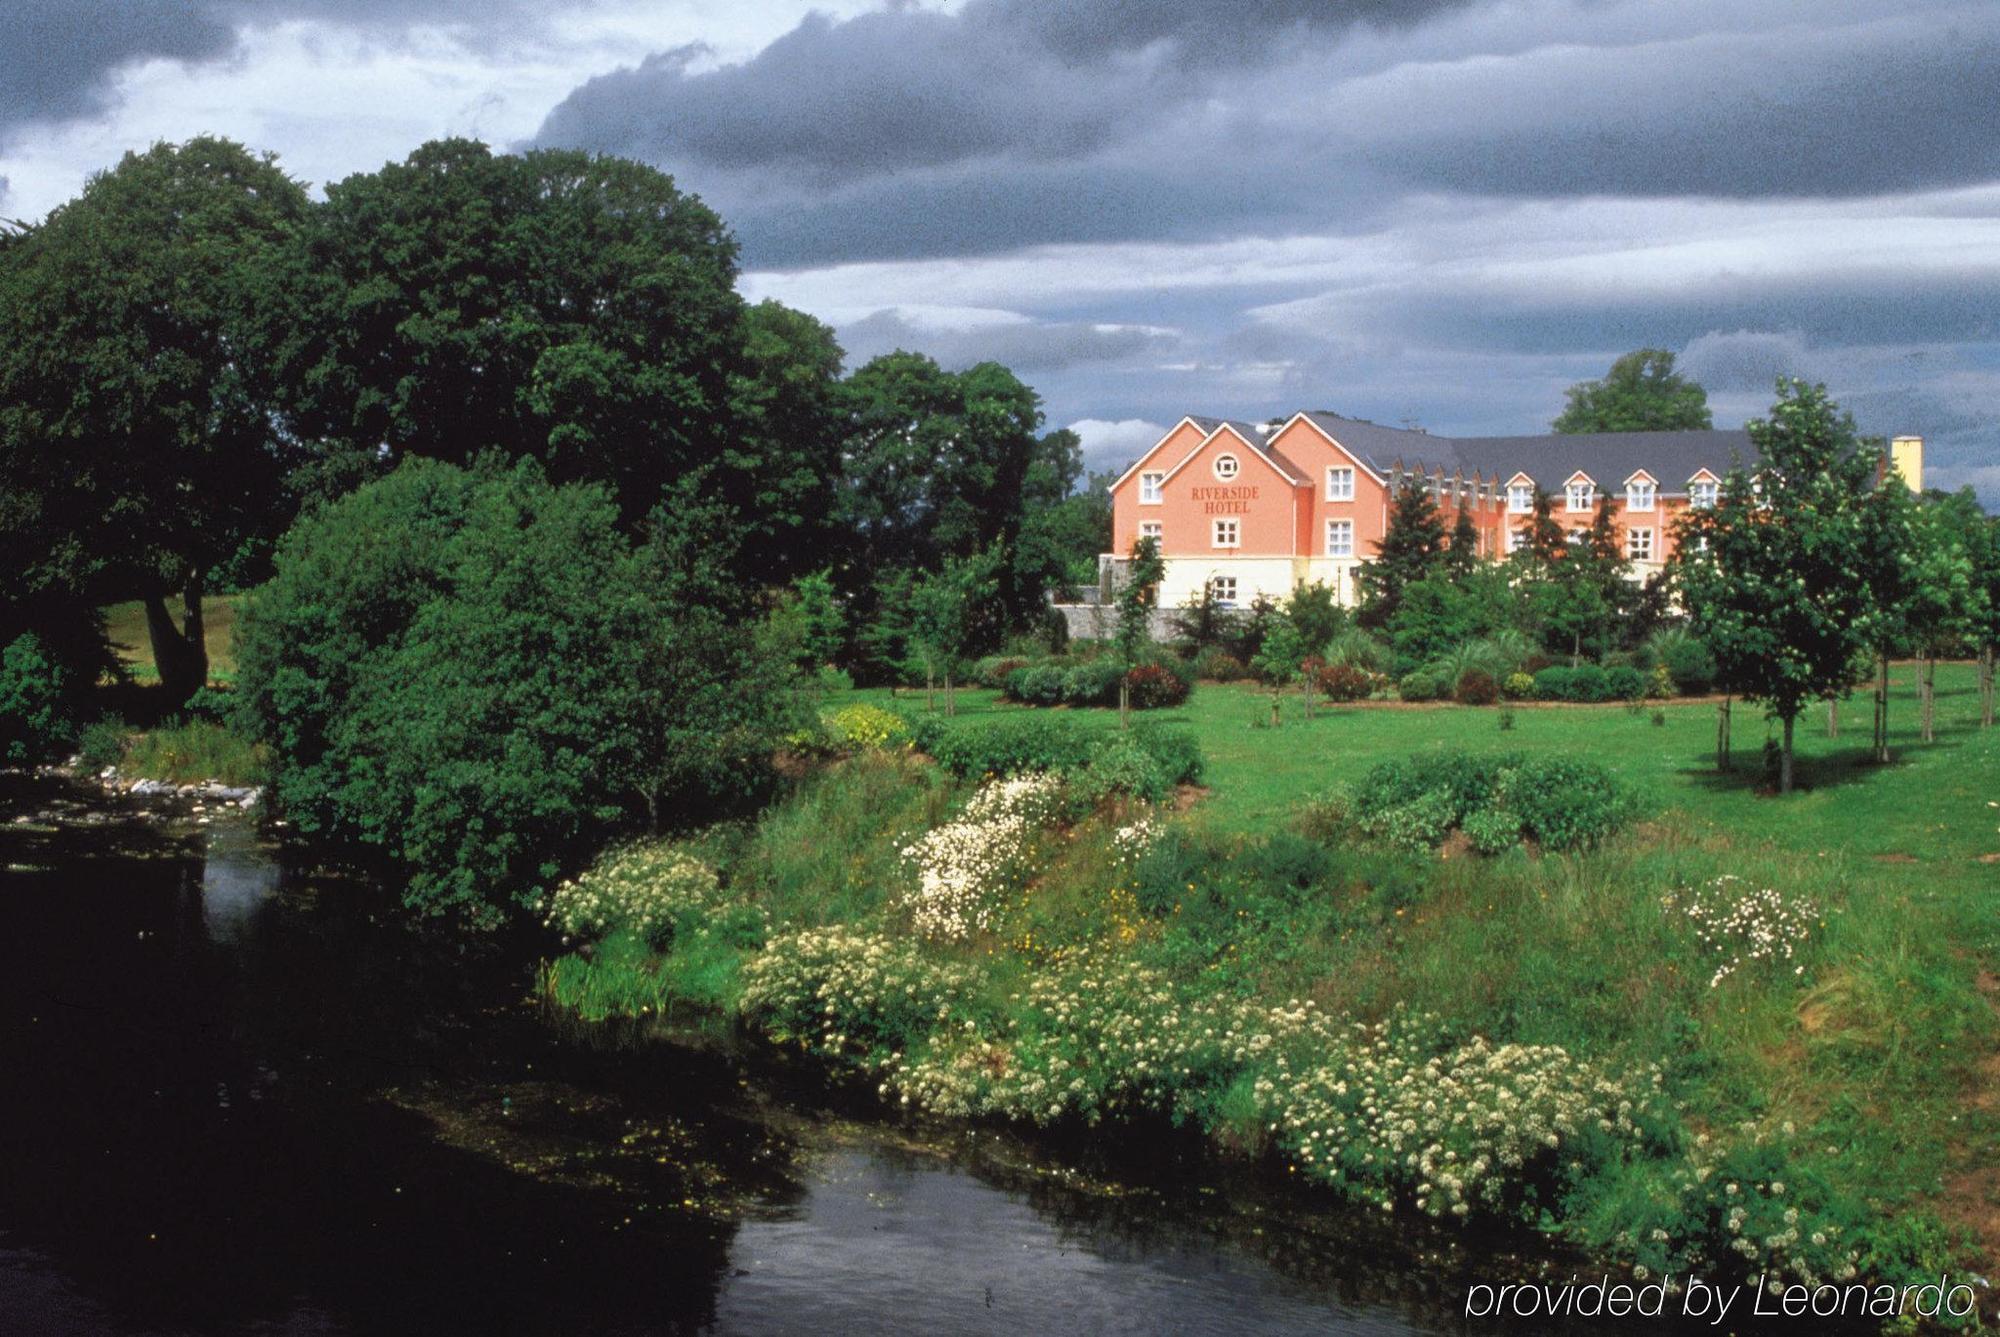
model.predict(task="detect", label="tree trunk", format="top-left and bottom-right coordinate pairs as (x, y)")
top-left (1826, 695), bottom-right (1837, 739)
top-left (1982, 644), bottom-right (1995, 728)
top-left (1872, 652), bottom-right (1890, 763)
top-left (143, 572), bottom-right (207, 707)
top-left (1270, 687), bottom-right (1281, 728)
top-left (1303, 677), bottom-right (1314, 721)
top-left (1912, 656), bottom-right (1928, 740)
top-left (1118, 677), bottom-right (1130, 730)
top-left (1779, 713), bottom-right (1795, 794)
top-left (925, 662), bottom-right (935, 714)
top-left (944, 667), bottom-right (956, 718)
top-left (1716, 695), bottom-right (1732, 771)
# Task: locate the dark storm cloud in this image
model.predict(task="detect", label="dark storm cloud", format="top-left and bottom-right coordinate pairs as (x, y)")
top-left (0, 2), bottom-right (237, 140)
top-left (1344, 9), bottom-right (2000, 198)
top-left (536, 0), bottom-right (2000, 268)
top-left (0, 0), bottom-right (565, 143)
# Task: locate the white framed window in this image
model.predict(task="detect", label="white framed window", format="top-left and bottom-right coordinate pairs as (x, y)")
top-left (1507, 482), bottom-right (1533, 513)
top-left (1507, 527), bottom-right (1530, 554)
top-left (1626, 480), bottom-right (1656, 511)
top-left (1566, 480), bottom-right (1595, 512)
top-left (1208, 576), bottom-right (1238, 606)
top-left (1139, 471), bottom-right (1164, 504)
top-left (1325, 466), bottom-right (1354, 501)
top-left (1627, 528), bottom-right (1655, 561)
top-left (1325, 519), bottom-right (1353, 557)
top-left (1211, 517), bottom-right (1240, 548)
top-left (1212, 453), bottom-right (1240, 481)
top-left (1690, 479), bottom-right (1718, 509)
top-left (1138, 520), bottom-right (1163, 545)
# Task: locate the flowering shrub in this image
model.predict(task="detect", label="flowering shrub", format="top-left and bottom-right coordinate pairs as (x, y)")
top-left (1249, 1004), bottom-right (1663, 1220)
top-left (1502, 671), bottom-right (1537, 700)
top-left (739, 926), bottom-right (990, 1070)
top-left (823, 702), bottom-right (910, 750)
top-left (899, 774), bottom-right (1065, 939)
top-left (1670, 875), bottom-right (1821, 988)
top-left (1310, 660), bottom-right (1375, 702)
top-left (1123, 663), bottom-right (1191, 709)
top-left (544, 842), bottom-right (734, 948)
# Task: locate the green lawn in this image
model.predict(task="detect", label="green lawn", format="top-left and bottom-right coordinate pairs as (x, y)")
top-left (860, 663), bottom-right (2000, 871)
top-left (102, 594), bottom-right (243, 685)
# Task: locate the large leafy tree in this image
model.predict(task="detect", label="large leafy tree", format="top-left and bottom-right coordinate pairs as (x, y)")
top-left (726, 300), bottom-right (846, 583)
top-left (1553, 348), bottom-right (1712, 434)
top-left (1674, 381), bottom-right (1876, 793)
top-left (0, 137), bottom-right (309, 703)
top-left (835, 352), bottom-right (1049, 618)
top-left (233, 457), bottom-right (789, 927)
top-left (255, 139), bottom-right (746, 525)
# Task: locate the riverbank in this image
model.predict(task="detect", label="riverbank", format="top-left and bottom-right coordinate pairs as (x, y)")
top-left (2, 771), bottom-right (1672, 1336)
top-left (541, 676), bottom-right (2000, 1329)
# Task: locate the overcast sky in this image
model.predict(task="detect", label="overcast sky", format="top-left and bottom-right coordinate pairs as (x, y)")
top-left (4, 0), bottom-right (1996, 500)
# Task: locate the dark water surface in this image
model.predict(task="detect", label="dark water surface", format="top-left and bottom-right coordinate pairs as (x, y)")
top-left (2, 776), bottom-right (1634, 1336)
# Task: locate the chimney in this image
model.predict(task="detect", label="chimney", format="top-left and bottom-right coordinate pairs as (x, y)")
top-left (1889, 436), bottom-right (1923, 493)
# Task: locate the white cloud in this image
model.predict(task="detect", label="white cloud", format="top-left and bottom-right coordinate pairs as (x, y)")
top-left (1068, 417), bottom-right (1170, 476)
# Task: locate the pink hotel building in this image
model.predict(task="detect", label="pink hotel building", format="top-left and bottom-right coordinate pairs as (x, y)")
top-left (1105, 411), bottom-right (1925, 609)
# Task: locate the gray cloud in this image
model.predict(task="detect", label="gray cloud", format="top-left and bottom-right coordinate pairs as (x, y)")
top-left (837, 308), bottom-right (1177, 374)
top-left (0, 2), bottom-right (237, 142)
top-left (1678, 331), bottom-right (1814, 395)
top-left (0, 0), bottom-right (568, 144)
top-left (536, 0), bottom-right (2000, 270)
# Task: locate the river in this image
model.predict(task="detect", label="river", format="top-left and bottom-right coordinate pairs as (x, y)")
top-left (1, 774), bottom-right (1655, 1335)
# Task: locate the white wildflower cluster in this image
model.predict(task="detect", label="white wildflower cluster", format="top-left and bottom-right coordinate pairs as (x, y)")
top-left (1630, 1123), bottom-right (1860, 1289)
top-left (1110, 816), bottom-right (1159, 868)
top-left (899, 774), bottom-right (1066, 939)
top-left (738, 927), bottom-right (988, 1070)
top-left (1672, 875), bottom-right (1820, 988)
top-left (1245, 1005), bottom-right (1661, 1218)
top-left (544, 842), bottom-right (733, 947)
top-left (886, 953), bottom-right (1239, 1124)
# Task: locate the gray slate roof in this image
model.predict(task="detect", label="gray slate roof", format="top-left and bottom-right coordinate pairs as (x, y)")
top-left (1298, 411), bottom-right (1758, 494)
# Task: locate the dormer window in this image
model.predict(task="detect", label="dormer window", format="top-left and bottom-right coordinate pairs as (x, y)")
top-left (1139, 471), bottom-right (1164, 504)
top-left (1626, 480), bottom-right (1656, 511)
top-left (1507, 482), bottom-right (1533, 513)
top-left (1566, 479), bottom-right (1596, 512)
top-left (1213, 454), bottom-right (1240, 481)
top-left (1690, 478), bottom-right (1718, 509)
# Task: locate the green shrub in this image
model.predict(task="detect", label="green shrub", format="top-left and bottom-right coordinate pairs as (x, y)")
top-left (1602, 665), bottom-right (1646, 701)
top-left (0, 632), bottom-right (77, 765)
top-left (1190, 646), bottom-right (1248, 682)
top-left (1010, 664), bottom-right (1066, 706)
top-left (1130, 721), bottom-right (1203, 786)
top-left (1502, 671), bottom-right (1536, 700)
top-left (120, 717), bottom-right (268, 786)
top-left (76, 718), bottom-right (129, 772)
top-left (1645, 664), bottom-right (1676, 700)
top-left (1506, 756), bottom-right (1632, 851)
top-left (1453, 666), bottom-right (1500, 706)
top-left (1061, 658), bottom-right (1125, 706)
top-left (1352, 750), bottom-right (1630, 854)
top-left (1462, 804), bottom-right (1522, 855)
top-left (1660, 637), bottom-right (1718, 696)
top-left (914, 712), bottom-right (1098, 776)
top-left (1534, 664), bottom-right (1613, 702)
top-left (1075, 739), bottom-right (1170, 804)
top-left (973, 655), bottom-right (1030, 689)
top-left (1397, 668), bottom-right (1446, 702)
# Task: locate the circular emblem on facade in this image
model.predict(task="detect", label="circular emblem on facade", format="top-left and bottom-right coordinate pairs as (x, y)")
top-left (1213, 453), bottom-right (1240, 480)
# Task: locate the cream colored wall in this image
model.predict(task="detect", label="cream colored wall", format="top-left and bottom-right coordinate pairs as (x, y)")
top-left (1159, 556), bottom-right (1310, 610)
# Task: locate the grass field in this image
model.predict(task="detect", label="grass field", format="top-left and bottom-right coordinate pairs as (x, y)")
top-left (102, 594), bottom-right (243, 685)
top-left (860, 665), bottom-right (2000, 872)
